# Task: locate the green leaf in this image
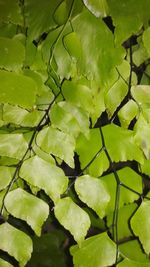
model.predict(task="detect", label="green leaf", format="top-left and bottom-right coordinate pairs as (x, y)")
top-left (63, 32), bottom-right (83, 61)
top-left (83, 0), bottom-right (109, 17)
top-left (54, 197), bottom-right (90, 246)
top-left (53, 1), bottom-right (68, 26)
top-left (0, 70), bottom-right (37, 108)
top-left (71, 10), bottom-right (124, 84)
top-left (76, 129), bottom-right (109, 176)
top-left (107, 203), bottom-right (138, 240)
top-left (20, 156), bottom-right (68, 203)
top-left (0, 259), bottom-right (13, 267)
top-left (50, 101), bottom-right (89, 138)
top-left (131, 85), bottom-right (150, 106)
top-left (25, 0), bottom-right (62, 41)
top-left (143, 27), bottom-right (150, 56)
top-left (118, 100), bottom-right (138, 128)
top-left (108, 0), bottom-right (145, 44)
top-left (131, 201), bottom-right (150, 254)
top-left (5, 188), bottom-right (49, 236)
top-left (0, 223), bottom-right (32, 267)
top-left (119, 240), bottom-right (150, 263)
top-left (75, 175), bottom-right (110, 218)
top-left (118, 259), bottom-right (150, 267)
top-left (105, 78), bottom-right (128, 118)
top-left (134, 114), bottom-right (150, 159)
top-left (0, 37), bottom-right (25, 71)
top-left (101, 167), bottom-right (142, 214)
top-left (0, 133), bottom-right (28, 159)
top-left (70, 232), bottom-right (116, 267)
top-left (102, 124), bottom-right (144, 163)
top-left (141, 158), bottom-right (150, 176)
top-left (3, 104), bottom-right (44, 127)
top-left (62, 79), bottom-right (93, 114)
top-left (0, 166), bottom-right (14, 190)
top-left (0, 0), bottom-right (23, 25)
top-left (36, 126), bottom-right (75, 168)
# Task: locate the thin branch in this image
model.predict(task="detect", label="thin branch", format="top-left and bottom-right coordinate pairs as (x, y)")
top-left (0, 91), bottom-right (61, 216)
top-left (99, 127), bottom-right (120, 263)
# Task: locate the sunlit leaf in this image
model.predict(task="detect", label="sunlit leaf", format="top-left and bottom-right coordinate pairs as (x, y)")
top-left (0, 133), bottom-right (28, 159)
top-left (134, 114), bottom-right (150, 159)
top-left (131, 85), bottom-right (150, 106)
top-left (20, 156), bottom-right (68, 203)
top-left (101, 167), bottom-right (142, 214)
top-left (54, 197), bottom-right (90, 246)
top-left (131, 201), bottom-right (150, 254)
top-left (102, 124), bottom-right (144, 163)
top-left (118, 100), bottom-right (139, 128)
top-left (0, 70), bottom-right (37, 108)
top-left (3, 104), bottom-right (44, 127)
top-left (5, 188), bottom-right (49, 236)
top-left (62, 79), bottom-right (93, 114)
top-left (0, 166), bottom-right (14, 190)
top-left (119, 240), bottom-right (150, 263)
top-left (63, 32), bottom-right (82, 61)
top-left (0, 37), bottom-right (25, 71)
top-left (75, 175), bottom-right (110, 218)
top-left (118, 259), bottom-right (150, 267)
top-left (50, 101), bottom-right (89, 138)
top-left (105, 78), bottom-right (128, 117)
top-left (107, 203), bottom-right (138, 239)
top-left (141, 158), bottom-right (150, 176)
top-left (76, 129), bottom-right (109, 176)
top-left (0, 223), bottom-right (32, 267)
top-left (0, 259), bottom-right (13, 267)
top-left (36, 126), bottom-right (75, 167)
top-left (83, 0), bottom-right (109, 17)
top-left (70, 232), bottom-right (116, 267)
top-left (143, 27), bottom-right (150, 56)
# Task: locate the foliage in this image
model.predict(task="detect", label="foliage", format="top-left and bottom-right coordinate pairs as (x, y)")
top-left (0, 0), bottom-right (150, 266)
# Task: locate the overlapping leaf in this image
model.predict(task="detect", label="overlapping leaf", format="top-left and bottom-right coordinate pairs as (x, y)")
top-left (5, 188), bottom-right (49, 236)
top-left (0, 223), bottom-right (32, 267)
top-left (82, 0), bottom-right (109, 17)
top-left (0, 166), bottom-right (14, 190)
top-left (75, 175), bottom-right (110, 218)
top-left (0, 37), bottom-right (25, 71)
top-left (101, 167), bottom-right (142, 214)
top-left (36, 126), bottom-right (75, 167)
top-left (102, 124), bottom-right (144, 163)
top-left (20, 155), bottom-right (68, 203)
top-left (131, 201), bottom-right (150, 254)
top-left (70, 232), bottom-right (116, 267)
top-left (0, 133), bottom-right (28, 159)
top-left (54, 197), bottom-right (90, 246)
top-left (50, 101), bottom-right (89, 138)
top-left (0, 70), bottom-right (37, 108)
